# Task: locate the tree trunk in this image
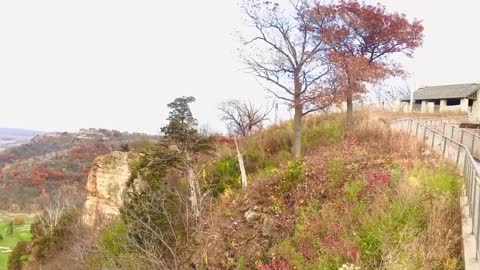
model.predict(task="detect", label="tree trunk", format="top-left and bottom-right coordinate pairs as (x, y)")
top-left (187, 167), bottom-right (200, 219)
top-left (292, 96), bottom-right (303, 159)
top-left (292, 74), bottom-right (303, 159)
top-left (346, 88), bottom-right (354, 126)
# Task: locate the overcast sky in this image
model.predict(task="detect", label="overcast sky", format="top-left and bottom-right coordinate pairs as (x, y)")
top-left (0, 0), bottom-right (479, 134)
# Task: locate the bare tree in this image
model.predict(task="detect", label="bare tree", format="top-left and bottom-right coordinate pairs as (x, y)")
top-left (35, 186), bottom-right (82, 236)
top-left (122, 187), bottom-right (190, 270)
top-left (369, 82), bottom-right (412, 108)
top-left (241, 0), bottom-right (336, 158)
top-left (219, 99), bottom-right (272, 136)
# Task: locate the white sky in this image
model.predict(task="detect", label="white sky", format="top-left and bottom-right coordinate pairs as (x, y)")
top-left (0, 0), bottom-right (479, 134)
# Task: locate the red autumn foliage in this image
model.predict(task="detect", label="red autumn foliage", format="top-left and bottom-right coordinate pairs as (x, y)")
top-left (365, 170), bottom-right (391, 189)
top-left (0, 143), bottom-right (110, 189)
top-left (299, 239), bottom-right (315, 260)
top-left (308, 1), bottom-right (424, 122)
top-left (215, 135), bottom-right (235, 146)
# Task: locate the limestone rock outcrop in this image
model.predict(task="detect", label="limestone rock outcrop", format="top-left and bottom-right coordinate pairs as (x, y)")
top-left (82, 151), bottom-right (136, 227)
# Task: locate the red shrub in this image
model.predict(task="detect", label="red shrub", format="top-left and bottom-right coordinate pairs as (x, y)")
top-left (365, 170), bottom-right (390, 190)
top-left (216, 135), bottom-right (235, 146)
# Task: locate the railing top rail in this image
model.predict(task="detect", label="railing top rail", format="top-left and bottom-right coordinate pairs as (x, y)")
top-left (391, 118), bottom-right (480, 173)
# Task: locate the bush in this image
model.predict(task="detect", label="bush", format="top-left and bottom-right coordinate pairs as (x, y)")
top-left (327, 158), bottom-right (346, 186)
top-left (357, 199), bottom-right (425, 268)
top-left (280, 159), bottom-right (303, 193)
top-left (344, 179), bottom-right (364, 201)
top-left (8, 241), bottom-right (30, 270)
top-left (303, 119), bottom-right (343, 148)
top-left (409, 164), bottom-right (461, 194)
top-left (207, 155), bottom-right (241, 197)
top-left (30, 207), bottom-right (82, 259)
top-left (12, 216), bottom-right (25, 226)
top-left (99, 221), bottom-right (128, 256)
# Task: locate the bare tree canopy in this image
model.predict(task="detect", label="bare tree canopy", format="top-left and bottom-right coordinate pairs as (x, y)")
top-left (369, 82), bottom-right (412, 107)
top-left (219, 99), bottom-right (272, 136)
top-left (241, 0), bottom-right (337, 157)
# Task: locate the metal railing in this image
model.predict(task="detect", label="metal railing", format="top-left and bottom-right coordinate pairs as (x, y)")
top-left (416, 117), bottom-right (480, 160)
top-left (391, 118), bottom-right (480, 260)
top-left (441, 122), bottom-right (480, 161)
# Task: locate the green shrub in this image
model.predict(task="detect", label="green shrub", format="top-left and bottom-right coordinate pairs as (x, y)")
top-left (327, 158), bottom-right (345, 186)
top-left (236, 255), bottom-right (247, 270)
top-left (207, 156), bottom-right (241, 196)
top-left (410, 164), bottom-right (461, 194)
top-left (30, 207), bottom-right (82, 259)
top-left (280, 159), bottom-right (303, 193)
top-left (344, 179), bottom-right (364, 201)
top-left (357, 200), bottom-right (425, 268)
top-left (99, 221), bottom-right (128, 256)
top-left (8, 241), bottom-right (29, 270)
top-left (303, 119), bottom-right (343, 149)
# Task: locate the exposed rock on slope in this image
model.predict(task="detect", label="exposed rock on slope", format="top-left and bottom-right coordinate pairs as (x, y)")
top-left (82, 151), bottom-right (137, 227)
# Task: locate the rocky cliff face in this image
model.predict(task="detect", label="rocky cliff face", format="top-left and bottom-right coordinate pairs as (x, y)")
top-left (82, 151), bottom-right (136, 227)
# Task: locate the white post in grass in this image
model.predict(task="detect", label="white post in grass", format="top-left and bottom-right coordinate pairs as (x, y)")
top-left (234, 137), bottom-right (248, 189)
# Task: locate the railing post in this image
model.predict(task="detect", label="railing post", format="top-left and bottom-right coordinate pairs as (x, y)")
top-left (432, 132), bottom-right (435, 148)
top-left (457, 145), bottom-right (461, 165)
top-left (415, 122), bottom-right (419, 137)
top-left (476, 183), bottom-right (480, 260)
top-left (443, 122), bottom-right (446, 135)
top-left (473, 135), bottom-right (476, 154)
top-left (471, 166), bottom-right (475, 216)
top-left (472, 182), bottom-right (477, 234)
top-left (443, 138), bottom-right (447, 157)
top-left (451, 125), bottom-right (454, 139)
top-left (461, 130), bottom-right (465, 144)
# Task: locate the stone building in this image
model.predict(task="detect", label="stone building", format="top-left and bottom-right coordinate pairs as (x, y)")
top-left (400, 83), bottom-right (480, 114)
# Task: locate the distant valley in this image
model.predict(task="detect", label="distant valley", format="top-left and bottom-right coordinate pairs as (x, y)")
top-left (0, 128), bottom-right (43, 152)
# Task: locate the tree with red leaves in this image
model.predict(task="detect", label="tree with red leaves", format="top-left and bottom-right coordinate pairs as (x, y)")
top-left (309, 1), bottom-right (423, 125)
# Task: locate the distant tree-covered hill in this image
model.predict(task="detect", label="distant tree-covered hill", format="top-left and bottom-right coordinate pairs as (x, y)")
top-left (0, 128), bottom-right (159, 211)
